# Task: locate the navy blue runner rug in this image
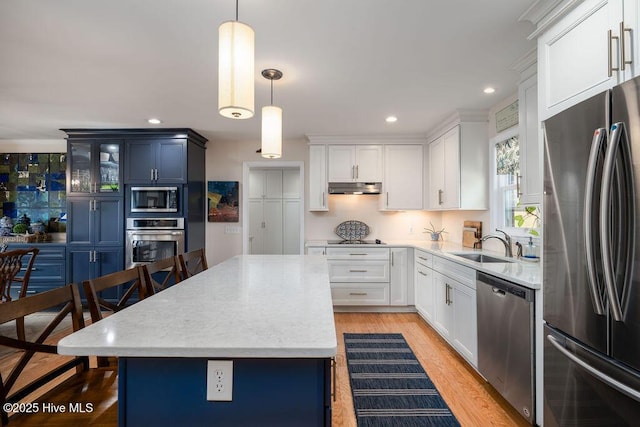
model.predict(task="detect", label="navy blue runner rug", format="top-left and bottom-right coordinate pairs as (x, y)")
top-left (344, 333), bottom-right (460, 427)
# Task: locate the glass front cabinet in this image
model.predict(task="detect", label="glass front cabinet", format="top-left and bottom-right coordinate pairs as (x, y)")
top-left (68, 140), bottom-right (122, 196)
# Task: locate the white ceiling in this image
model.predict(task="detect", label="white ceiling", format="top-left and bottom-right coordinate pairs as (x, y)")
top-left (0, 0), bottom-right (535, 144)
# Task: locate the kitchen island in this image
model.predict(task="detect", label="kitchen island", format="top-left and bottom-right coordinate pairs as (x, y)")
top-left (58, 255), bottom-right (337, 426)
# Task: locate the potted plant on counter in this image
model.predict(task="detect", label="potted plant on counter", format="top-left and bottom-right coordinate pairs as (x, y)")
top-left (424, 222), bottom-right (447, 241)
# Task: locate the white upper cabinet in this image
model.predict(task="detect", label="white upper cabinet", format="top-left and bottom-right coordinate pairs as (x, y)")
top-left (327, 145), bottom-right (383, 182)
top-left (519, 74), bottom-right (542, 205)
top-left (308, 145), bottom-right (328, 211)
top-left (623, 0), bottom-right (640, 81)
top-left (427, 121), bottom-right (488, 210)
top-left (382, 145), bottom-right (423, 210)
top-left (248, 169), bottom-right (283, 199)
top-left (282, 169), bottom-right (301, 199)
top-left (538, 0), bottom-right (627, 120)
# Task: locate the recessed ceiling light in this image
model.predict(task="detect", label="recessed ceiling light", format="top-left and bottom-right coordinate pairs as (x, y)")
top-left (148, 118), bottom-right (162, 124)
top-left (483, 87), bottom-right (495, 94)
top-left (385, 116), bottom-right (398, 123)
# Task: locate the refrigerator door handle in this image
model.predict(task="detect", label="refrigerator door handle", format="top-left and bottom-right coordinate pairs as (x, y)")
top-left (584, 128), bottom-right (607, 315)
top-left (547, 334), bottom-right (640, 403)
top-left (601, 122), bottom-right (636, 322)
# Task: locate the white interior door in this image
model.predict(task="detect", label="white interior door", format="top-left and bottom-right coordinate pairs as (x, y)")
top-left (248, 199), bottom-right (264, 254)
top-left (263, 199), bottom-right (283, 254)
top-left (283, 200), bottom-right (300, 254)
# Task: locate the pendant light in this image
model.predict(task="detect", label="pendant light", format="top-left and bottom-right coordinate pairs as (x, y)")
top-left (261, 69), bottom-right (283, 159)
top-left (218, 0), bottom-right (254, 119)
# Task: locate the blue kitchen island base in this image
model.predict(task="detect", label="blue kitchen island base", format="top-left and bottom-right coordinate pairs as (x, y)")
top-left (118, 357), bottom-right (332, 427)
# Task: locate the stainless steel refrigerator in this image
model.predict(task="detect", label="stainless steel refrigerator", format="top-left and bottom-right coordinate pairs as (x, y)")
top-left (543, 76), bottom-right (640, 426)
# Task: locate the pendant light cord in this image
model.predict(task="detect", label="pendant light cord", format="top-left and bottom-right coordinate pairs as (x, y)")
top-left (235, 0), bottom-right (239, 21)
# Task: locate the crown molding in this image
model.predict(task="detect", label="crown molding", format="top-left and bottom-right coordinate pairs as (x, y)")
top-left (519, 0), bottom-right (584, 40)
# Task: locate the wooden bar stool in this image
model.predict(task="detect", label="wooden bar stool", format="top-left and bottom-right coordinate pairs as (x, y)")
top-left (141, 256), bottom-right (182, 294)
top-left (82, 267), bottom-right (148, 323)
top-left (83, 267), bottom-right (148, 368)
top-left (178, 248), bottom-right (208, 280)
top-left (0, 284), bottom-right (117, 426)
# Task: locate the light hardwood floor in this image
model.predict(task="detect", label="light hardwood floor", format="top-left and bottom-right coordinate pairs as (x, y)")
top-left (332, 313), bottom-right (530, 427)
top-left (2, 312), bottom-right (529, 426)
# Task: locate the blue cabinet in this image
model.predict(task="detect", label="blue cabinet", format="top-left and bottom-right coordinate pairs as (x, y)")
top-left (67, 197), bottom-right (123, 246)
top-left (120, 357), bottom-right (331, 426)
top-left (66, 197), bottom-right (123, 301)
top-left (124, 139), bottom-right (187, 184)
top-left (67, 139), bottom-right (123, 197)
top-left (6, 244), bottom-right (66, 299)
top-left (67, 246), bottom-right (123, 301)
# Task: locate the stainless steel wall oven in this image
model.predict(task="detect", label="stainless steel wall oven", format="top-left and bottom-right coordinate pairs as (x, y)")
top-left (125, 218), bottom-right (184, 268)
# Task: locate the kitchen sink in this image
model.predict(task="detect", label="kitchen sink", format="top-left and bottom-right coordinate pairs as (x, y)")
top-left (451, 253), bottom-right (515, 263)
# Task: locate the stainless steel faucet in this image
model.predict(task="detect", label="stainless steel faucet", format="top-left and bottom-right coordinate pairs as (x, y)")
top-left (480, 229), bottom-right (513, 257)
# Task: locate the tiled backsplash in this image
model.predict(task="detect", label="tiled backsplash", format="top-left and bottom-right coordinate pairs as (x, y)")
top-left (0, 153), bottom-right (66, 230)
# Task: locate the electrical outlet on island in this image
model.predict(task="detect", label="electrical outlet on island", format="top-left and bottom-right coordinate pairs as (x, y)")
top-left (207, 360), bottom-right (233, 401)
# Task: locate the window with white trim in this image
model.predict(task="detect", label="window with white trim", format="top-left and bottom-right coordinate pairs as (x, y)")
top-left (491, 130), bottom-right (541, 237)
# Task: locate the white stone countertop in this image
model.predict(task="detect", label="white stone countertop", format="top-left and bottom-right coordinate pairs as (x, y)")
top-left (58, 255), bottom-right (337, 358)
top-left (306, 239), bottom-right (541, 289)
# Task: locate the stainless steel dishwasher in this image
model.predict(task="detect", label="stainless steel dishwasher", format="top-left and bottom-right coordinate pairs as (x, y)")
top-left (477, 271), bottom-right (535, 424)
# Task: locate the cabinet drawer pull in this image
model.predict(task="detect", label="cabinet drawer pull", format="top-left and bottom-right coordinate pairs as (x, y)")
top-left (20, 267), bottom-right (37, 271)
top-left (349, 292), bottom-right (368, 296)
top-left (349, 269), bottom-right (368, 273)
top-left (438, 189), bottom-right (444, 205)
top-left (349, 253), bottom-right (368, 256)
top-left (418, 256), bottom-right (429, 261)
top-left (418, 271), bottom-right (427, 276)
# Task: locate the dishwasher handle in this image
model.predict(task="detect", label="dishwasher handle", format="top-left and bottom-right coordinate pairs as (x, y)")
top-left (477, 271), bottom-right (533, 302)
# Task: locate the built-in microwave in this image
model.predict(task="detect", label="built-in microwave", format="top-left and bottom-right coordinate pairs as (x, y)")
top-left (130, 186), bottom-right (179, 212)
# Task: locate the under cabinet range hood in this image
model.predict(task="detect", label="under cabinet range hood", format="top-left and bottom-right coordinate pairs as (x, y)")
top-left (328, 182), bottom-right (381, 195)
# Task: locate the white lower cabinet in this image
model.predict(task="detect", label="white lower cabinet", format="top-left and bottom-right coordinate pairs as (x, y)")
top-left (306, 246), bottom-right (326, 256)
top-left (390, 248), bottom-right (410, 305)
top-left (416, 253), bottom-right (478, 367)
top-left (452, 279), bottom-right (477, 365)
top-left (414, 250), bottom-right (434, 322)
top-left (330, 283), bottom-right (390, 306)
top-left (326, 247), bottom-right (391, 306)
top-left (433, 271), bottom-right (454, 339)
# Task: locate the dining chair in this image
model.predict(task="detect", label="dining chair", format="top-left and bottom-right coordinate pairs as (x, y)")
top-left (11, 247), bottom-right (40, 341)
top-left (178, 248), bottom-right (208, 280)
top-left (12, 247), bottom-right (39, 299)
top-left (0, 284), bottom-right (117, 426)
top-left (83, 267), bottom-right (148, 368)
top-left (0, 248), bottom-right (33, 303)
top-left (141, 256), bottom-right (182, 294)
top-left (82, 266), bottom-right (148, 323)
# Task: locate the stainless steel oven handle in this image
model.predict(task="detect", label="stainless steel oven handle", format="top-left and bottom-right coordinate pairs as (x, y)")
top-left (584, 128), bottom-right (607, 315)
top-left (547, 334), bottom-right (640, 402)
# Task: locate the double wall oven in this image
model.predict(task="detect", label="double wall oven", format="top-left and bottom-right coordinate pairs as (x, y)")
top-left (125, 217), bottom-right (184, 268)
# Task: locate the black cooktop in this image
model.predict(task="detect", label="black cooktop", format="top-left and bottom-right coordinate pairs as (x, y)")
top-left (327, 239), bottom-right (386, 245)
